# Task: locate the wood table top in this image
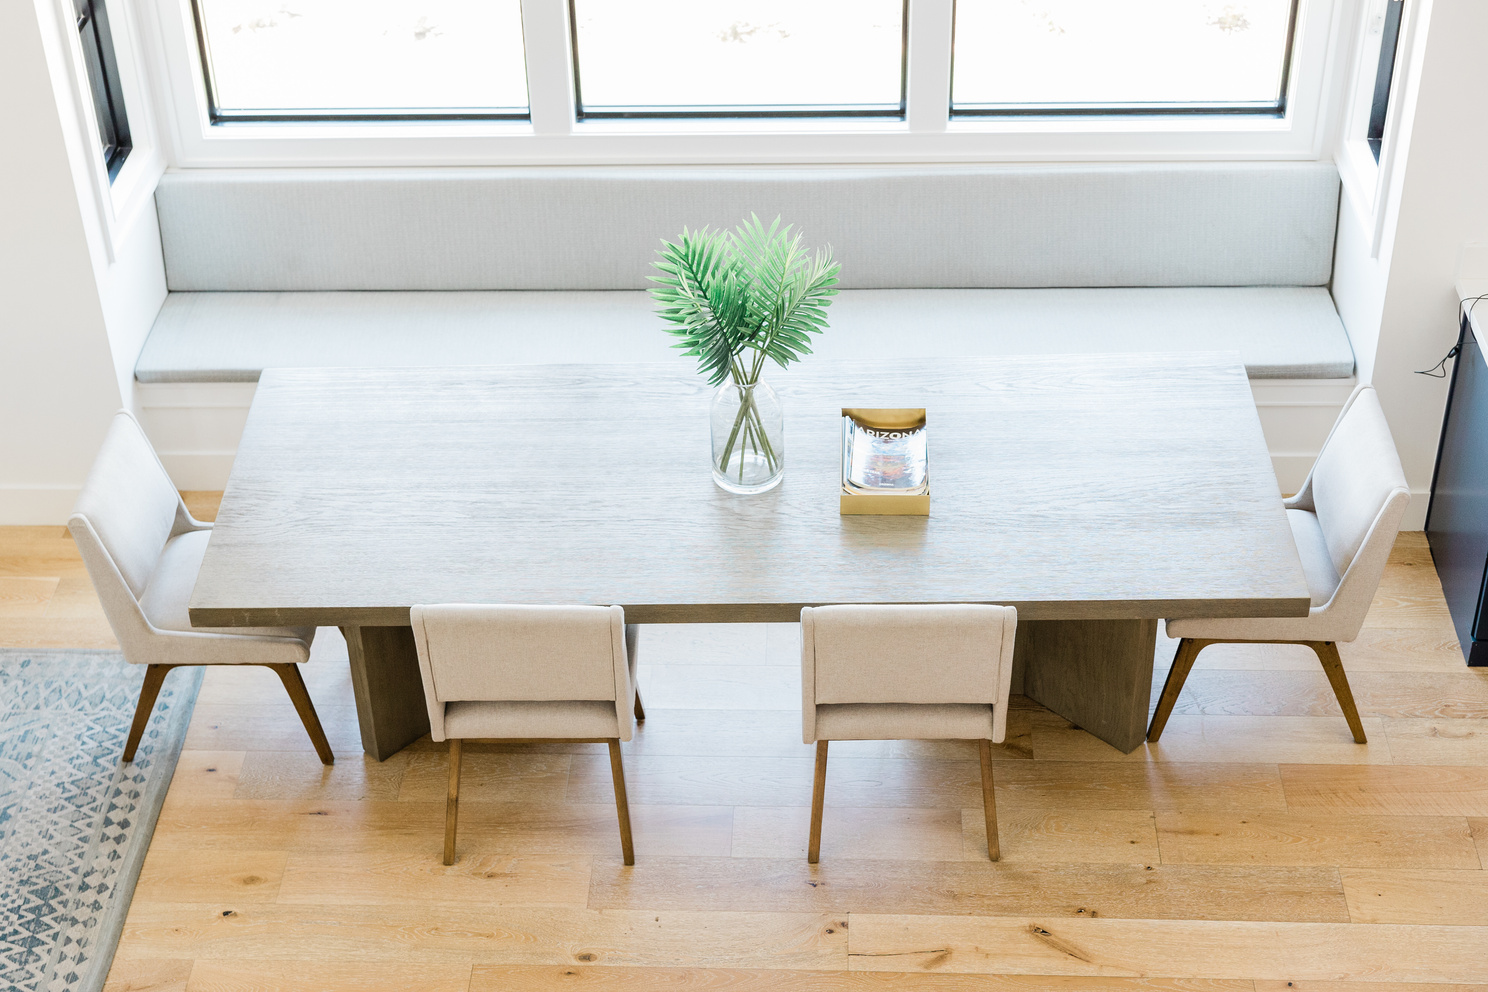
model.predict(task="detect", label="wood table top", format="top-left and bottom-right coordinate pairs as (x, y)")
top-left (189, 354), bottom-right (1310, 628)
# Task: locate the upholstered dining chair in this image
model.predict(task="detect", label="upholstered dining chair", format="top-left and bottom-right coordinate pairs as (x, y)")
top-left (800, 603), bottom-right (1017, 862)
top-left (410, 603), bottom-right (643, 866)
top-left (1148, 384), bottom-right (1410, 745)
top-left (69, 411), bottom-right (333, 765)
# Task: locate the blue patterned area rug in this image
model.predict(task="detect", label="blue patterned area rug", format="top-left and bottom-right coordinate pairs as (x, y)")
top-left (0, 650), bottom-right (201, 992)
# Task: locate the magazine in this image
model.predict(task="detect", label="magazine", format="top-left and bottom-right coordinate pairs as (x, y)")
top-left (841, 409), bottom-right (929, 496)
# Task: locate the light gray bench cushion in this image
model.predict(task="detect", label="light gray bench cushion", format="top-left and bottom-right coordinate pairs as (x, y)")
top-left (134, 286), bottom-right (1354, 383)
top-left (154, 163), bottom-right (1340, 292)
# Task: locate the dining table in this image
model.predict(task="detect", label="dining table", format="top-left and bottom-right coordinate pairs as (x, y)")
top-left (188, 353), bottom-right (1311, 758)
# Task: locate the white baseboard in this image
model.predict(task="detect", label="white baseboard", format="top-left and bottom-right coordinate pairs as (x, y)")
top-left (1403, 491), bottom-right (1430, 531)
top-left (0, 486), bottom-right (81, 525)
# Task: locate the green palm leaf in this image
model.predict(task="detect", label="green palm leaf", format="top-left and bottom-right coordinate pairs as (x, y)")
top-left (652, 215), bottom-right (840, 386)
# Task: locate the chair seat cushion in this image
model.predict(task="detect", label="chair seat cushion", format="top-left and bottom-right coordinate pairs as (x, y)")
top-left (814, 703), bottom-right (995, 742)
top-left (1165, 508), bottom-right (1344, 642)
top-left (134, 286), bottom-right (1355, 383)
top-left (443, 699), bottom-right (623, 740)
top-left (138, 530), bottom-right (315, 657)
top-left (1288, 507), bottom-right (1343, 607)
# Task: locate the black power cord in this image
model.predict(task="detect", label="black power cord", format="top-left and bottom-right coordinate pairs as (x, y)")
top-left (1416, 294), bottom-right (1488, 377)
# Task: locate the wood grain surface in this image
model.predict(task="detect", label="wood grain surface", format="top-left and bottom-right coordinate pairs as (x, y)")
top-left (189, 356), bottom-right (1308, 628)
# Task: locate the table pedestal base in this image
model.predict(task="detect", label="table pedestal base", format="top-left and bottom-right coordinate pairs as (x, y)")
top-left (341, 625), bottom-right (431, 762)
top-left (1015, 618), bottom-right (1159, 754)
top-left (341, 618), bottom-right (1163, 760)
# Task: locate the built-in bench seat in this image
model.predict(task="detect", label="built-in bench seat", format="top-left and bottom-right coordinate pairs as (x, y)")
top-left (136, 286), bottom-right (1353, 383)
top-left (137, 162), bottom-right (1355, 490)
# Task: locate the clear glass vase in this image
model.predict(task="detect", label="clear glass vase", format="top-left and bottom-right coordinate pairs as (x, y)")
top-left (710, 380), bottom-right (784, 494)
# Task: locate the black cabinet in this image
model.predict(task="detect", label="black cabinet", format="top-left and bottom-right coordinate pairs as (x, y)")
top-left (1426, 314), bottom-right (1488, 666)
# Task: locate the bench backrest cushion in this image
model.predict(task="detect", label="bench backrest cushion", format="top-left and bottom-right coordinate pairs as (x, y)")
top-left (155, 163), bottom-right (1339, 292)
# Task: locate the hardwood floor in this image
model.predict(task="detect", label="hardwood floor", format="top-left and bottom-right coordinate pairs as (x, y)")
top-left (4, 508), bottom-right (1487, 991)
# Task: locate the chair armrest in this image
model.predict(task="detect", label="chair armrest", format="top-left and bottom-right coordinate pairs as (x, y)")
top-left (172, 502), bottom-right (213, 536)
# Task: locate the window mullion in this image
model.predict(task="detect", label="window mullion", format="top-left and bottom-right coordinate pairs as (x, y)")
top-left (521, 0), bottom-right (575, 134)
top-left (905, 0), bottom-right (953, 131)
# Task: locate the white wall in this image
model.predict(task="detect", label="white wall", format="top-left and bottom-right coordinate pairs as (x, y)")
top-left (1332, 0), bottom-right (1488, 528)
top-left (0, 0), bottom-right (169, 524)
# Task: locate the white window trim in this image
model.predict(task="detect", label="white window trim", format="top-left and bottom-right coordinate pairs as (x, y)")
top-left (140, 0), bottom-right (1348, 168)
top-left (1334, 0), bottom-right (1421, 260)
top-left (43, 0), bottom-right (165, 261)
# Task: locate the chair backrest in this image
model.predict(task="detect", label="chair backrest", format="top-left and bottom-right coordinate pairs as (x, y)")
top-left (801, 604), bottom-right (1018, 738)
top-left (67, 411), bottom-right (194, 662)
top-left (410, 604), bottom-right (630, 706)
top-left (70, 412), bottom-right (183, 600)
top-left (1309, 385), bottom-right (1410, 580)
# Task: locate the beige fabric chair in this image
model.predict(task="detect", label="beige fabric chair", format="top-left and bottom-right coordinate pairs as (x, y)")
top-left (411, 603), bottom-right (643, 865)
top-left (801, 603), bottom-right (1017, 862)
top-left (1150, 384), bottom-right (1410, 744)
top-left (69, 411), bottom-right (332, 764)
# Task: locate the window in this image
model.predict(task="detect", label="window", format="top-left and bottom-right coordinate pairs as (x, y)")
top-left (952, 0), bottom-right (1300, 116)
top-left (569, 0), bottom-right (906, 118)
top-left (190, 0), bottom-right (529, 121)
top-left (74, 0), bottom-right (131, 179)
top-left (1366, 0), bottom-right (1404, 161)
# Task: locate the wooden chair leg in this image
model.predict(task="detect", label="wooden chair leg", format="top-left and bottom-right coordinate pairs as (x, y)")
top-left (808, 740), bottom-right (828, 864)
top-left (267, 664), bottom-right (334, 765)
top-left (123, 664), bottom-right (176, 762)
top-left (633, 688), bottom-right (646, 722)
top-left (608, 740), bottom-right (636, 866)
top-left (444, 738), bottom-right (462, 865)
top-left (1311, 641), bottom-right (1368, 743)
top-left (979, 739), bottom-right (1000, 861)
top-left (1147, 638), bottom-right (1205, 743)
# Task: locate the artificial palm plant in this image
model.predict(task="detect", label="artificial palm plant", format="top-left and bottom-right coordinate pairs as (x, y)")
top-left (651, 215), bottom-right (841, 491)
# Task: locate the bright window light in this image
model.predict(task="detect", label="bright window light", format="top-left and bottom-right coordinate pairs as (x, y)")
top-left (193, 0), bottom-right (529, 120)
top-left (570, 0), bottom-right (905, 117)
top-left (952, 0), bottom-right (1298, 114)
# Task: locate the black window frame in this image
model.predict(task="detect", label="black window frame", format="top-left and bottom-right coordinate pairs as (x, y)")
top-left (188, 0), bottom-right (532, 124)
top-left (74, 0), bottom-right (132, 180)
top-left (949, 0), bottom-right (1302, 120)
top-left (1367, 0), bottom-right (1405, 162)
top-left (568, 0), bottom-right (909, 120)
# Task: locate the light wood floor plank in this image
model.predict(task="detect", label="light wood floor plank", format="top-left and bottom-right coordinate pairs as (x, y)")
top-left (133, 850), bottom-right (287, 904)
top-left (1254, 983), bottom-right (1488, 992)
top-left (0, 576), bottom-right (58, 617)
top-left (184, 960), bottom-right (472, 992)
top-left (167, 752), bottom-right (247, 802)
top-left (1340, 867), bottom-right (1488, 924)
top-left (1033, 715), bottom-right (1392, 765)
top-left (1154, 813), bottom-right (1478, 868)
top-left (101, 958), bottom-right (192, 992)
top-left (275, 853), bottom-right (592, 908)
top-left (399, 750), bottom-right (569, 804)
top-left (844, 916), bottom-right (1488, 981)
top-left (183, 703), bottom-right (365, 754)
top-left (149, 799), bottom-right (734, 858)
top-left (118, 906), bottom-right (847, 970)
top-left (1158, 670), bottom-right (1488, 721)
top-left (991, 761), bottom-right (1286, 812)
top-left (963, 809), bottom-right (1161, 863)
top-left (730, 806), bottom-right (964, 861)
top-left (586, 856), bottom-right (1348, 922)
top-left (1280, 765), bottom-right (1488, 816)
top-left (470, 965), bottom-right (1256, 991)
top-left (568, 754), bottom-right (992, 809)
top-left (234, 750), bottom-right (409, 802)
top-left (1382, 718), bottom-right (1488, 765)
